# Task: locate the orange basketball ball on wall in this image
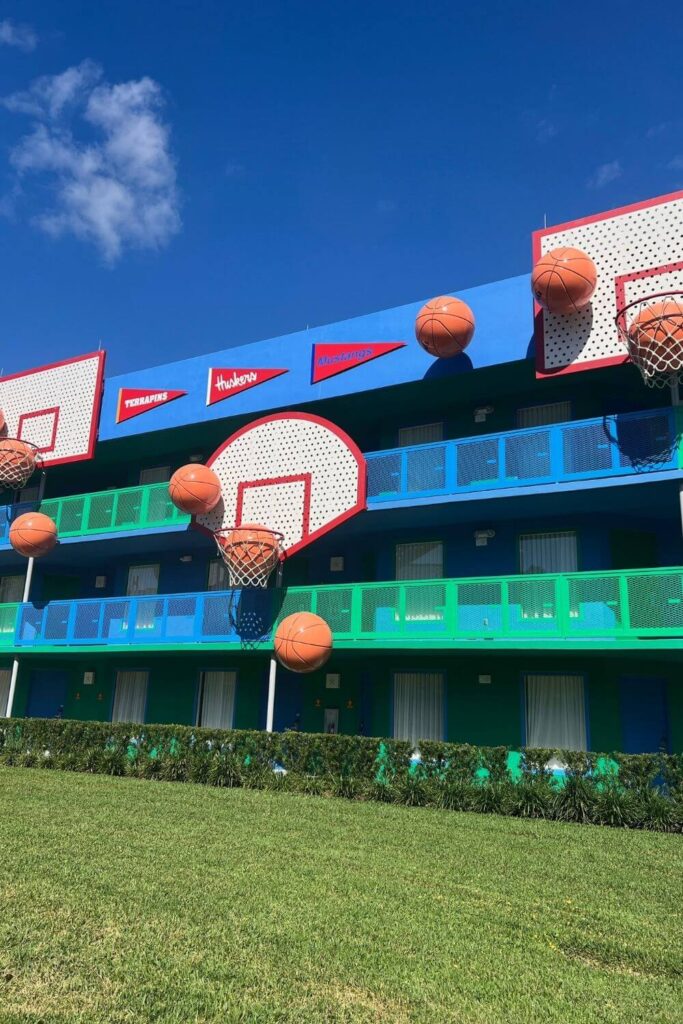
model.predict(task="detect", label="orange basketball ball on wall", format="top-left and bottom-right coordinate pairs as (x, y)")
top-left (415, 296), bottom-right (475, 358)
top-left (9, 512), bottom-right (58, 558)
top-left (531, 247), bottom-right (597, 315)
top-left (274, 612), bottom-right (333, 674)
top-left (169, 463), bottom-right (222, 515)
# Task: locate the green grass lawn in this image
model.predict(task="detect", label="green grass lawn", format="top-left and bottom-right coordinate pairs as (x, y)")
top-left (0, 768), bottom-right (681, 1024)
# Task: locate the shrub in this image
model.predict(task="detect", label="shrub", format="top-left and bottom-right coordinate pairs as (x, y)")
top-left (0, 717), bottom-right (679, 832)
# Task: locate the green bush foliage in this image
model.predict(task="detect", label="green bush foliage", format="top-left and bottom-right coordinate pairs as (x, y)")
top-left (0, 718), bottom-right (680, 832)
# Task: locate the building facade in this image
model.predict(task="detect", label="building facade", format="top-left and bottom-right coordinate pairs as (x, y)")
top-left (1, 196), bottom-right (682, 755)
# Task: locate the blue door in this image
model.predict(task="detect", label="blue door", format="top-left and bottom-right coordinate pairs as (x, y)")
top-left (619, 677), bottom-right (669, 753)
top-left (26, 670), bottom-right (68, 719)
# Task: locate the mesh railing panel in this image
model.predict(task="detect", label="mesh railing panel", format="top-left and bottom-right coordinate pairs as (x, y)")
top-left (147, 484), bottom-right (185, 524)
top-left (16, 605), bottom-right (43, 644)
top-left (86, 493), bottom-right (116, 532)
top-left (562, 422), bottom-right (613, 476)
top-left (366, 452), bottom-right (402, 499)
top-left (507, 578), bottom-right (559, 633)
top-left (102, 601), bottom-right (132, 641)
top-left (455, 581), bottom-right (503, 633)
top-left (0, 603), bottom-right (18, 643)
top-left (614, 412), bottom-right (677, 470)
top-left (627, 573), bottom-right (683, 632)
top-left (132, 598), bottom-right (164, 636)
top-left (316, 588), bottom-right (353, 636)
top-left (403, 582), bottom-right (447, 634)
top-left (201, 593), bottom-right (235, 638)
top-left (456, 438), bottom-right (499, 488)
top-left (361, 586), bottom-right (401, 634)
top-left (43, 603), bottom-right (71, 642)
top-left (165, 595), bottom-right (199, 639)
top-left (45, 495), bottom-right (86, 534)
top-left (277, 589), bottom-right (316, 621)
top-left (115, 489), bottom-right (145, 528)
top-left (72, 601), bottom-right (105, 642)
top-left (406, 447), bottom-right (446, 494)
top-left (504, 430), bottom-right (551, 482)
top-left (567, 576), bottom-right (622, 633)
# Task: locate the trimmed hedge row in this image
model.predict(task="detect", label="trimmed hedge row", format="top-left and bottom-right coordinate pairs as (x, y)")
top-left (1, 718), bottom-right (681, 832)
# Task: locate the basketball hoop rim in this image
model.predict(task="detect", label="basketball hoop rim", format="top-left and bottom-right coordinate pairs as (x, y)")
top-left (615, 289), bottom-right (683, 336)
top-left (213, 524), bottom-right (286, 561)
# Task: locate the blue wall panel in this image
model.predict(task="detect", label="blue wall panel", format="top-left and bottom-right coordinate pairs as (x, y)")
top-left (98, 275), bottom-right (531, 443)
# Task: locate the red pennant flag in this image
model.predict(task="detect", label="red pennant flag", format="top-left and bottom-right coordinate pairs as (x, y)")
top-left (311, 342), bottom-right (406, 383)
top-left (116, 387), bottom-right (187, 423)
top-left (206, 367), bottom-right (288, 406)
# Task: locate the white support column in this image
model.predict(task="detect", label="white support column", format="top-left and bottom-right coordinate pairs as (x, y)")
top-left (5, 472), bottom-right (46, 718)
top-left (265, 561), bottom-right (283, 733)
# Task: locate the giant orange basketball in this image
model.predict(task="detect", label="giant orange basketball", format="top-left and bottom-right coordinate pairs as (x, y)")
top-left (532, 247), bottom-right (597, 315)
top-left (627, 298), bottom-right (683, 370)
top-left (9, 512), bottom-right (58, 558)
top-left (218, 523), bottom-right (281, 581)
top-left (415, 296), bottom-right (475, 358)
top-left (274, 612), bottom-right (333, 673)
top-left (169, 463), bottom-right (221, 515)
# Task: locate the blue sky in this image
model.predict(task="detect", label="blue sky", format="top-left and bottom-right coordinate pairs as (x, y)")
top-left (0, 0), bottom-right (681, 375)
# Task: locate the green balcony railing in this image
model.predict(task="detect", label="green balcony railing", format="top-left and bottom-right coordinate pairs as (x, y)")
top-left (0, 603), bottom-right (19, 646)
top-left (38, 482), bottom-right (190, 539)
top-left (9, 567), bottom-right (683, 650)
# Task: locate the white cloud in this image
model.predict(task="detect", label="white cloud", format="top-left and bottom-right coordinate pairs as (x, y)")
top-left (3, 61), bottom-right (181, 262)
top-left (0, 19), bottom-right (37, 52)
top-left (587, 160), bottom-right (622, 189)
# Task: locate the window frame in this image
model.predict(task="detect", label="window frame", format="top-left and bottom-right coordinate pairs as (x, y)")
top-left (111, 668), bottom-right (149, 724)
top-left (195, 669), bottom-right (237, 729)
top-left (522, 671), bottom-right (589, 752)
top-left (126, 563), bottom-right (160, 597)
top-left (138, 466), bottom-right (171, 485)
top-left (516, 401), bottom-right (572, 429)
top-left (397, 422), bottom-right (444, 448)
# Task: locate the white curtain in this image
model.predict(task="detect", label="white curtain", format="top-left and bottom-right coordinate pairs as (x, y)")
top-left (126, 564), bottom-right (160, 596)
top-left (112, 670), bottom-right (148, 723)
top-left (394, 672), bottom-right (444, 745)
top-left (198, 671), bottom-right (236, 728)
top-left (0, 668), bottom-right (10, 716)
top-left (525, 674), bottom-right (586, 750)
top-left (519, 532), bottom-right (578, 574)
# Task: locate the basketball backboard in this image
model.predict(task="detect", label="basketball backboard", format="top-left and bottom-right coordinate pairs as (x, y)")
top-left (534, 190), bottom-right (683, 377)
top-left (195, 412), bottom-right (366, 555)
top-left (0, 352), bottom-right (106, 466)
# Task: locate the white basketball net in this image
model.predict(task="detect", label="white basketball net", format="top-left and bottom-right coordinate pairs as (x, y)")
top-left (616, 291), bottom-right (683, 389)
top-left (214, 527), bottom-right (284, 587)
top-left (0, 438), bottom-right (41, 490)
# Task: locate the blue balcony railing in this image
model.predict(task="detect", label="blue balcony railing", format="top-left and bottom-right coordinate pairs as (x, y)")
top-left (0, 409), bottom-right (678, 549)
top-left (365, 408), bottom-right (680, 502)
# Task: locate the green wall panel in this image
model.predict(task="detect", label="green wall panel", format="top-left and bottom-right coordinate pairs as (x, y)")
top-left (145, 660), bottom-right (197, 725)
